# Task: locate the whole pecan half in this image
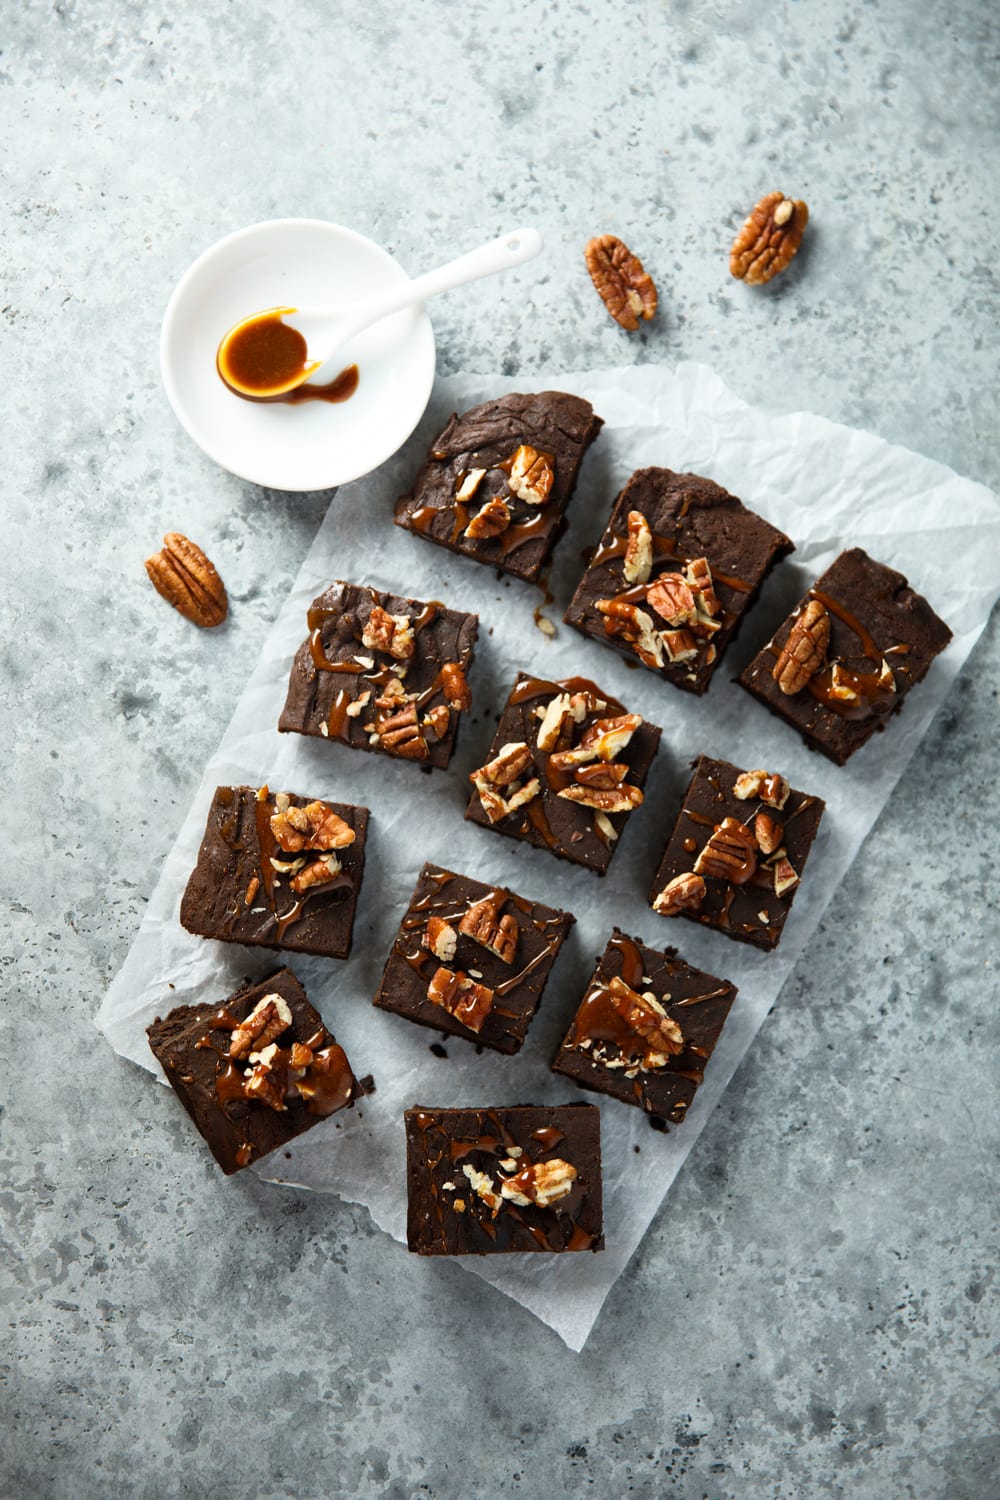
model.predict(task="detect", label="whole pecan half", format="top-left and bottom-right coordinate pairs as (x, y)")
top-left (754, 811), bottom-right (784, 856)
top-left (459, 893), bottom-right (519, 964)
top-left (772, 598), bottom-right (830, 695)
top-left (694, 817), bottom-right (758, 885)
top-left (585, 234), bottom-right (658, 330)
top-left (145, 532), bottom-right (228, 627)
top-left (730, 191), bottom-right (809, 286)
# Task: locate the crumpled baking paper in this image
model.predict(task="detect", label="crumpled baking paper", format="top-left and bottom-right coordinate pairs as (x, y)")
top-left (97, 362), bottom-right (1000, 1351)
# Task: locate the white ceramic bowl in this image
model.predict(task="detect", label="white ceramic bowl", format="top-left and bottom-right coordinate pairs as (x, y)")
top-left (160, 219), bottom-right (436, 492)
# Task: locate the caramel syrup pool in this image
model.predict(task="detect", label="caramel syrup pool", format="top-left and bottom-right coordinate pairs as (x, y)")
top-left (217, 308), bottom-right (358, 406)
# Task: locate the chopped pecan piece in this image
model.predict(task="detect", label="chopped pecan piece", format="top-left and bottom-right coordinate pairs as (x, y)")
top-left (458, 893), bottom-right (519, 964)
top-left (827, 663), bottom-right (860, 701)
top-left (754, 811), bottom-right (784, 856)
top-left (289, 1041), bottom-right (315, 1071)
top-left (455, 468), bottom-right (486, 503)
top-left (362, 604), bottom-right (415, 661)
top-left (694, 818), bottom-right (758, 885)
top-left (608, 976), bottom-right (684, 1059)
top-left (144, 532), bottom-right (228, 628)
top-left (732, 769), bottom-right (790, 809)
top-left (290, 852), bottom-right (341, 893)
top-left (684, 556), bottom-right (721, 616)
top-left (623, 510), bottom-right (653, 584)
top-left (472, 773), bottom-right (541, 824)
top-left (772, 599), bottom-right (830, 695)
top-left (536, 692), bottom-right (574, 751)
top-left (558, 782), bottom-right (643, 814)
top-left (646, 572), bottom-right (697, 627)
top-left (595, 598), bottom-right (664, 669)
top-left (573, 762), bottom-right (628, 789)
top-left (477, 741), bottom-right (533, 787)
top-left (243, 1044), bottom-right (288, 1112)
top-left (427, 966), bottom-right (495, 1033)
top-left (377, 702), bottom-right (429, 760)
top-left (581, 713), bottom-right (643, 762)
top-left (244, 876), bottom-right (260, 907)
top-left (425, 915), bottom-right (457, 963)
top-left (503, 444), bottom-right (555, 505)
top-left (462, 1163), bottom-right (503, 1214)
top-left (662, 628), bottom-right (699, 663)
top-left (229, 995), bottom-right (293, 1061)
top-left (773, 856), bottom-right (799, 897)
top-left (652, 871), bottom-right (707, 916)
top-left (423, 704), bottom-right (451, 740)
top-left (500, 1157), bottom-right (578, 1207)
top-left (584, 234), bottom-right (658, 330)
top-left (439, 660), bottom-right (472, 711)
top-left (465, 495), bottom-right (511, 538)
top-left (730, 191), bottom-right (809, 285)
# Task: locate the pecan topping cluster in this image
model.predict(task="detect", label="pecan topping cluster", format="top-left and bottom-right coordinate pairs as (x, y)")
top-left (584, 234), bottom-right (658, 330)
top-left (653, 768), bottom-right (801, 915)
top-left (268, 792), bottom-right (355, 894)
top-left (607, 977), bottom-right (684, 1068)
top-left (419, 887), bottom-right (523, 1033)
top-left (596, 529), bottom-right (723, 674)
top-left (221, 994), bottom-right (346, 1118)
top-left (453, 1155), bottom-right (578, 1218)
top-left (451, 442), bottom-right (556, 542)
top-left (771, 598), bottom-right (897, 707)
top-left (145, 532), bottom-right (228, 628)
top-left (729, 191), bottom-right (809, 286)
top-left (469, 688), bottom-right (646, 842)
top-left (344, 603), bottom-right (471, 759)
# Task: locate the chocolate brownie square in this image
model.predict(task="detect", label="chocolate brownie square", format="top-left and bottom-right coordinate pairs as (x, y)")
top-left (649, 755), bottom-right (824, 951)
top-left (405, 1104), bottom-right (603, 1255)
top-left (147, 968), bottom-right (363, 1175)
top-left (465, 673), bottom-right (661, 876)
top-left (739, 548), bottom-right (953, 764)
top-left (180, 785), bottom-right (368, 960)
top-left (552, 930), bottom-right (738, 1124)
top-left (394, 391), bottom-right (603, 582)
top-left (278, 580), bottom-right (478, 770)
top-left (564, 467), bottom-right (793, 694)
top-left (373, 863), bottom-right (574, 1054)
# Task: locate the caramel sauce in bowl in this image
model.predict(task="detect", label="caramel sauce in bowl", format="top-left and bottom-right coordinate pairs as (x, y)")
top-left (160, 218), bottom-right (435, 490)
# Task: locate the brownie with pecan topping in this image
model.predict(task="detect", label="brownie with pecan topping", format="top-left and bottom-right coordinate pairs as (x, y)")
top-left (649, 755), bottom-right (824, 951)
top-left (148, 967), bottom-right (365, 1175)
top-left (374, 863), bottom-right (574, 1054)
top-left (278, 580), bottom-right (478, 769)
top-left (405, 1104), bottom-right (603, 1255)
top-left (739, 549), bottom-right (952, 764)
top-left (465, 673), bottom-right (661, 876)
top-left (564, 468), bottom-right (793, 694)
top-left (180, 785), bottom-right (368, 960)
top-left (394, 391), bottom-right (603, 583)
top-left (552, 930), bottom-right (737, 1124)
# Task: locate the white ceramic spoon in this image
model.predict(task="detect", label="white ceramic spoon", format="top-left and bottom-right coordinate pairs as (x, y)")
top-left (218, 227), bottom-right (543, 398)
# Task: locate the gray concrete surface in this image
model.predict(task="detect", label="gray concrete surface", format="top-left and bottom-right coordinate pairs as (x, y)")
top-left (2, 1), bottom-right (998, 1497)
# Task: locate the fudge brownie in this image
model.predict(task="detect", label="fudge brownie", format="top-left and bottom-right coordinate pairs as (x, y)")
top-left (564, 468), bottom-right (793, 694)
top-left (394, 391), bottom-right (603, 583)
top-left (739, 548), bottom-right (953, 765)
top-left (465, 672), bottom-right (661, 876)
top-left (405, 1104), bottom-right (603, 1255)
top-left (278, 580), bottom-right (478, 770)
top-left (552, 930), bottom-right (737, 1124)
top-left (649, 755), bottom-right (825, 951)
top-left (147, 967), bottom-right (363, 1175)
top-left (373, 863), bottom-right (574, 1054)
top-left (180, 785), bottom-right (368, 960)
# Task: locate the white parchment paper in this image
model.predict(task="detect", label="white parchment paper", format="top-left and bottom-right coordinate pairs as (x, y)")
top-left (97, 362), bottom-right (1000, 1351)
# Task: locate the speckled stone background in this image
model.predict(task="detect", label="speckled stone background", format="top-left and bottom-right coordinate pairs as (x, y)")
top-left (3, 2), bottom-right (998, 1497)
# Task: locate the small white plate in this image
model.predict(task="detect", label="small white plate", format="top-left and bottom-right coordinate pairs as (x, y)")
top-left (160, 219), bottom-right (436, 492)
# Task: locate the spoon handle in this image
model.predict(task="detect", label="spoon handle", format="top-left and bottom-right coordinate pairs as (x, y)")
top-left (343, 227), bottom-right (544, 334)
